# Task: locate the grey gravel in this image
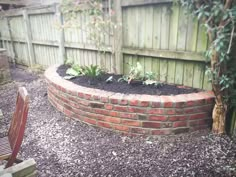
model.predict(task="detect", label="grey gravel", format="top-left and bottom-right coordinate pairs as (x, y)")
top-left (0, 66), bottom-right (236, 177)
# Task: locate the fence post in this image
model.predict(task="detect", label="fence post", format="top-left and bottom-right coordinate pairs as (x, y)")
top-left (56, 4), bottom-right (65, 64)
top-left (6, 17), bottom-right (16, 65)
top-left (114, 0), bottom-right (123, 74)
top-left (23, 10), bottom-right (35, 67)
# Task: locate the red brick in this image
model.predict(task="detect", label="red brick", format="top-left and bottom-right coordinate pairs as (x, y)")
top-left (130, 128), bottom-right (149, 134)
top-left (166, 109), bottom-right (175, 115)
top-left (78, 92), bottom-right (84, 98)
top-left (93, 95), bottom-right (100, 100)
top-left (122, 120), bottom-right (141, 127)
top-left (60, 86), bottom-right (66, 93)
top-left (95, 109), bottom-right (109, 115)
top-left (173, 121), bottom-right (187, 127)
top-left (64, 109), bottom-right (73, 117)
top-left (148, 108), bottom-right (164, 114)
top-left (120, 99), bottom-right (128, 105)
top-left (105, 104), bottom-right (113, 110)
top-left (100, 97), bottom-right (109, 103)
top-left (128, 107), bottom-right (146, 114)
top-left (151, 129), bottom-right (171, 135)
top-left (104, 117), bottom-right (121, 124)
top-left (97, 121), bottom-right (112, 129)
top-left (89, 102), bottom-right (104, 108)
top-left (129, 100), bottom-right (139, 106)
top-left (140, 101), bottom-right (150, 107)
top-left (186, 100), bottom-right (195, 107)
top-left (114, 106), bottom-right (127, 112)
top-left (175, 101), bottom-right (185, 108)
top-left (83, 118), bottom-right (97, 125)
top-left (149, 115), bottom-right (167, 121)
top-left (84, 94), bottom-right (92, 100)
top-left (184, 108), bottom-right (196, 114)
top-left (161, 96), bottom-right (173, 108)
top-left (109, 111), bottom-right (119, 117)
top-left (64, 104), bottom-right (72, 111)
top-left (119, 113), bottom-right (136, 119)
top-left (189, 113), bottom-right (209, 120)
top-left (110, 98), bottom-right (119, 104)
top-left (151, 102), bottom-right (161, 108)
top-left (169, 115), bottom-right (187, 121)
top-left (143, 122), bottom-right (161, 128)
top-left (113, 125), bottom-right (129, 132)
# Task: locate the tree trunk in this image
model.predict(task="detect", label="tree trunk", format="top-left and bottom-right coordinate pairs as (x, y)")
top-left (211, 51), bottom-right (227, 134)
top-left (212, 94), bottom-right (227, 134)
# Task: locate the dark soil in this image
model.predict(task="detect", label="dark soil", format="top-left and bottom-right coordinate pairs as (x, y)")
top-left (57, 65), bottom-right (201, 95)
top-left (1, 66), bottom-right (236, 177)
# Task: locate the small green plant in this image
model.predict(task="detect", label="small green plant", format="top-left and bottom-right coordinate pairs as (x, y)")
top-left (144, 71), bottom-right (156, 80)
top-left (83, 65), bottom-right (103, 78)
top-left (66, 64), bottom-right (83, 77)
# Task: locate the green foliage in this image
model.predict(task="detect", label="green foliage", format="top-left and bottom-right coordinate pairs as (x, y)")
top-left (83, 64), bottom-right (104, 78)
top-left (66, 64), bottom-right (83, 76)
top-left (118, 62), bottom-right (161, 87)
top-left (180, 0), bottom-right (236, 108)
top-left (144, 71), bottom-right (156, 80)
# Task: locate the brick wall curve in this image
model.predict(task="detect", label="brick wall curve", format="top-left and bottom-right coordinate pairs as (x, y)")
top-left (45, 65), bottom-right (215, 136)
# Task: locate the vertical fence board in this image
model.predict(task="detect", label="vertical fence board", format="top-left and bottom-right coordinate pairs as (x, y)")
top-left (152, 5), bottom-right (161, 49)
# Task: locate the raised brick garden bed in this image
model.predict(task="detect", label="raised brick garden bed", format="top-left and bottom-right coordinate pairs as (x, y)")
top-left (45, 65), bottom-right (215, 136)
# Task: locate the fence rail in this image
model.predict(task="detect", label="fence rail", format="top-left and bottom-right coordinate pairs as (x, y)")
top-left (0, 0), bottom-right (211, 90)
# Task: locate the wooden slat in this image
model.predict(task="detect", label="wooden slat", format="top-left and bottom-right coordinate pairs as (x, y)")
top-left (121, 0), bottom-right (172, 7)
top-left (160, 59), bottom-right (168, 82)
top-left (122, 47), bottom-right (205, 62)
top-left (168, 4), bottom-right (179, 50)
top-left (167, 59), bottom-right (176, 83)
top-left (177, 8), bottom-right (188, 51)
top-left (183, 62), bottom-right (194, 87)
top-left (152, 5), bottom-right (162, 49)
top-left (160, 5), bottom-right (170, 50)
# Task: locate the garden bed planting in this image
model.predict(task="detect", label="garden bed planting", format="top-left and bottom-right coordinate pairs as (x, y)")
top-left (45, 65), bottom-right (215, 136)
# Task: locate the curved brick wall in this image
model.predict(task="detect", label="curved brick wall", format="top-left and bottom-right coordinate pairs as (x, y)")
top-left (45, 65), bottom-right (215, 136)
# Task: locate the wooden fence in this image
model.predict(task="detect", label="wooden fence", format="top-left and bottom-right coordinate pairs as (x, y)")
top-left (0, 0), bottom-right (211, 90)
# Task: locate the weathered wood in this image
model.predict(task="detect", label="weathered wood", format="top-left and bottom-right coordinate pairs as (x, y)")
top-left (152, 58), bottom-right (160, 80)
top-left (167, 59), bottom-right (176, 83)
top-left (160, 59), bottom-right (168, 82)
top-left (6, 17), bottom-right (16, 65)
top-left (56, 4), bottom-right (65, 64)
top-left (160, 5), bottom-right (170, 50)
top-left (0, 87), bottom-right (29, 168)
top-left (121, 0), bottom-right (172, 7)
top-left (114, 0), bottom-right (123, 74)
top-left (183, 62), bottom-right (194, 87)
top-left (177, 9), bottom-right (188, 51)
top-left (23, 10), bottom-right (35, 66)
top-left (152, 5), bottom-right (162, 49)
top-left (175, 60), bottom-right (184, 85)
top-left (168, 4), bottom-right (179, 50)
top-left (122, 47), bottom-right (205, 62)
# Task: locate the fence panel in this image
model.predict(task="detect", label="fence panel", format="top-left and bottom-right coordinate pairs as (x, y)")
top-left (0, 1), bottom-right (211, 89)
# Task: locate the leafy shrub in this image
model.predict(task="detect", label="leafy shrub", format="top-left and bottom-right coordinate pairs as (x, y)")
top-left (83, 65), bottom-right (104, 78)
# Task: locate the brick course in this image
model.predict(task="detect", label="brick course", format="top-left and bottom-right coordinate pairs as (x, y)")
top-left (45, 65), bottom-right (215, 136)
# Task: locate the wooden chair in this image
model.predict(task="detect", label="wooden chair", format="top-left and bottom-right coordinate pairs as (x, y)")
top-left (0, 87), bottom-right (29, 168)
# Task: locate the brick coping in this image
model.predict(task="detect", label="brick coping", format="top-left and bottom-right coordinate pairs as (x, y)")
top-left (45, 65), bottom-right (215, 136)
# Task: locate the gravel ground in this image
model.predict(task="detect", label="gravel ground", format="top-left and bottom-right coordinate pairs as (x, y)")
top-left (0, 66), bottom-right (236, 177)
